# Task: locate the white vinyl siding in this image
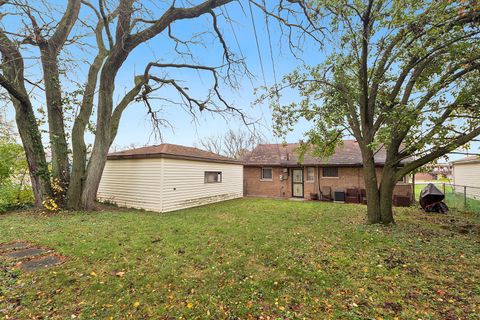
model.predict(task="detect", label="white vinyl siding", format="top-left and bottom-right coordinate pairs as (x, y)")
top-left (453, 162), bottom-right (480, 198)
top-left (97, 158), bottom-right (164, 212)
top-left (97, 157), bottom-right (243, 213)
top-left (161, 158), bottom-right (243, 212)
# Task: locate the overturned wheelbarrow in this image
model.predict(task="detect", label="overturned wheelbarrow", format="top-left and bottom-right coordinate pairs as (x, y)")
top-left (419, 183), bottom-right (449, 213)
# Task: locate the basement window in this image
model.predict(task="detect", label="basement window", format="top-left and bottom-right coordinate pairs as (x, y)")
top-left (204, 171), bottom-right (222, 183)
top-left (322, 167), bottom-right (339, 177)
top-left (261, 167), bottom-right (273, 180)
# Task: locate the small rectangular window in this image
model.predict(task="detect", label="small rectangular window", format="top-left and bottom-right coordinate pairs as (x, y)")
top-left (261, 167), bottom-right (273, 180)
top-left (306, 167), bottom-right (315, 181)
top-left (205, 171), bottom-right (222, 183)
top-left (322, 167), bottom-right (338, 177)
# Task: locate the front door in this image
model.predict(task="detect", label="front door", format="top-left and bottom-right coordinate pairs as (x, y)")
top-left (292, 168), bottom-right (304, 198)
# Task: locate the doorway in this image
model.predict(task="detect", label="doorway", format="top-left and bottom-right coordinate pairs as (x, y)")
top-left (292, 168), bottom-right (304, 198)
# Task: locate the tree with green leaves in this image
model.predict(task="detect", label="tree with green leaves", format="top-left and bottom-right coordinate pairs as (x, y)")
top-left (0, 109), bottom-right (33, 211)
top-left (268, 0), bottom-right (480, 224)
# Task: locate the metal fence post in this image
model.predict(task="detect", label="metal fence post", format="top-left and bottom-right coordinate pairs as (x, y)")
top-left (464, 186), bottom-right (467, 210)
top-left (412, 174), bottom-right (416, 203)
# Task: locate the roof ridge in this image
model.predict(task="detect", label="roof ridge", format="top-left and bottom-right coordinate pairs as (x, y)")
top-left (243, 139), bottom-right (410, 166)
top-left (107, 142), bottom-right (239, 163)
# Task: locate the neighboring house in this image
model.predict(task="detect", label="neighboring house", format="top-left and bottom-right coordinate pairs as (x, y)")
top-left (415, 163), bottom-right (452, 181)
top-left (97, 144), bottom-right (243, 213)
top-left (451, 156), bottom-right (480, 198)
top-left (243, 140), bottom-right (412, 204)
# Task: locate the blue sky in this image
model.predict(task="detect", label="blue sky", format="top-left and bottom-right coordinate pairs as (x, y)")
top-left (107, 1), bottom-right (312, 149)
top-left (3, 0), bottom-right (478, 160)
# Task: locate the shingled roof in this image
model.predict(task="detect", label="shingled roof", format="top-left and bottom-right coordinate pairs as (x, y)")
top-left (107, 143), bottom-right (240, 164)
top-left (451, 155), bottom-right (480, 165)
top-left (243, 140), bottom-right (402, 167)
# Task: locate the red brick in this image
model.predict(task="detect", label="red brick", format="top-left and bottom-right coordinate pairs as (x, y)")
top-left (244, 166), bottom-right (412, 202)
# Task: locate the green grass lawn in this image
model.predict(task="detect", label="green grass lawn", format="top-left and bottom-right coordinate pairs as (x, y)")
top-left (1, 199), bottom-right (479, 319)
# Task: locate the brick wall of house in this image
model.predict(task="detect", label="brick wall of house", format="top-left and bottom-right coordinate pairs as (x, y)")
top-left (244, 166), bottom-right (292, 198)
top-left (415, 172), bottom-right (436, 181)
top-left (393, 183), bottom-right (412, 197)
top-left (244, 166), bottom-right (412, 199)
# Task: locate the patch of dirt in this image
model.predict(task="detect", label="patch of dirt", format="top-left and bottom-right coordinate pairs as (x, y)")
top-left (405, 289), bottom-right (420, 301)
top-left (440, 222), bottom-right (480, 235)
top-left (0, 241), bottom-right (66, 272)
top-left (439, 309), bottom-right (460, 320)
top-left (383, 252), bottom-right (406, 269)
top-left (18, 254), bottom-right (66, 272)
top-left (383, 301), bottom-right (403, 313)
top-left (0, 241), bottom-right (31, 253)
top-left (2, 248), bottom-right (49, 260)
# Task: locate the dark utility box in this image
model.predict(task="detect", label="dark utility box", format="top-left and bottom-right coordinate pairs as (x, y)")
top-left (334, 191), bottom-right (346, 202)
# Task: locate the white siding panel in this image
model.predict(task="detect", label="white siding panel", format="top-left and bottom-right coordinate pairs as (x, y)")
top-left (161, 158), bottom-right (243, 212)
top-left (97, 158), bottom-right (163, 212)
top-left (97, 157), bottom-right (243, 213)
top-left (453, 163), bottom-right (480, 199)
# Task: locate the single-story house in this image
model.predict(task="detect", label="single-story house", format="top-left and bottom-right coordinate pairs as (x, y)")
top-left (415, 163), bottom-right (453, 181)
top-left (451, 156), bottom-right (480, 199)
top-left (97, 144), bottom-right (243, 212)
top-left (243, 140), bottom-right (412, 205)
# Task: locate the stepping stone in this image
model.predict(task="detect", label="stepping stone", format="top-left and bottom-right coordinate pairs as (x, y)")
top-left (19, 255), bottom-right (64, 272)
top-left (0, 242), bottom-right (31, 252)
top-left (1, 247), bottom-right (48, 260)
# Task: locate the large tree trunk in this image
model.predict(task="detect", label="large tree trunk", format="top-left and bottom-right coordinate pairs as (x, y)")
top-left (39, 47), bottom-right (70, 194)
top-left (66, 52), bottom-right (107, 209)
top-left (13, 99), bottom-right (53, 206)
top-left (363, 161), bottom-right (382, 224)
top-left (80, 62), bottom-right (118, 210)
top-left (67, 132), bottom-right (87, 209)
top-left (1, 33), bottom-right (53, 206)
top-left (379, 166), bottom-right (397, 224)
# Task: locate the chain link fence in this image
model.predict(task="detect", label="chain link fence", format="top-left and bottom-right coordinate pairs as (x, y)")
top-left (414, 182), bottom-right (480, 214)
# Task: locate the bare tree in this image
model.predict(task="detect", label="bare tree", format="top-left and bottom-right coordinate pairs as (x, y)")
top-left (0, 0), bottom-right (328, 210)
top-left (0, 0), bottom-right (251, 210)
top-left (198, 129), bottom-right (264, 159)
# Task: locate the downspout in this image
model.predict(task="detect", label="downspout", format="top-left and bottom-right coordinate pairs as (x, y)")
top-left (317, 166), bottom-right (321, 198)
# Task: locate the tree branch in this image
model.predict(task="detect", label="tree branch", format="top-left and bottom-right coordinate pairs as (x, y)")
top-left (110, 76), bottom-right (146, 144)
top-left (48, 0), bottom-right (82, 52)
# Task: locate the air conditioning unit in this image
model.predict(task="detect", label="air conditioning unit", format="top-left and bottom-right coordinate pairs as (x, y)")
top-left (334, 191), bottom-right (346, 203)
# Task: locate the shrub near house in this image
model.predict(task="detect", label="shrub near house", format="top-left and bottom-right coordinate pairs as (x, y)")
top-left (0, 142), bottom-right (33, 212)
